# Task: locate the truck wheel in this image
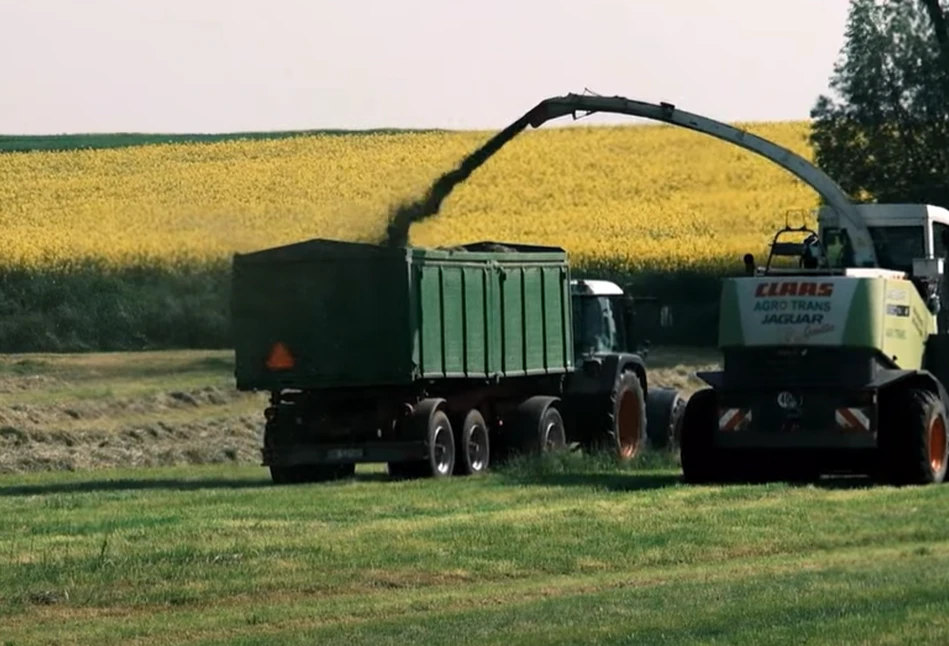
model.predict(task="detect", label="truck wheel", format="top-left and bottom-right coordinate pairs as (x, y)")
top-left (510, 396), bottom-right (567, 456)
top-left (679, 387), bottom-right (725, 484)
top-left (879, 388), bottom-right (949, 485)
top-left (454, 409), bottom-right (490, 476)
top-left (646, 387), bottom-right (687, 451)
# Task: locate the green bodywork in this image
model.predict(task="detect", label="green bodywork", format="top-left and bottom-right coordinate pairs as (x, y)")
top-left (718, 275), bottom-right (936, 370)
top-left (231, 238), bottom-right (574, 391)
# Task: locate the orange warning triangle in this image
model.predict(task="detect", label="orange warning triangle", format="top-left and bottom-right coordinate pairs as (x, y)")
top-left (266, 342), bottom-right (295, 370)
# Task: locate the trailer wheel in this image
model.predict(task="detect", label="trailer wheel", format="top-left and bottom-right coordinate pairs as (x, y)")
top-left (387, 398), bottom-right (455, 479)
top-left (269, 463), bottom-right (355, 484)
top-left (454, 409), bottom-right (490, 476)
top-left (510, 396), bottom-right (567, 456)
top-left (679, 387), bottom-right (725, 484)
top-left (878, 387), bottom-right (949, 485)
top-left (646, 387), bottom-right (687, 451)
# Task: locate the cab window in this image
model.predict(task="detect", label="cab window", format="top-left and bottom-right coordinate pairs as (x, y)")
top-left (934, 222), bottom-right (949, 258)
top-left (866, 226), bottom-right (925, 272)
top-left (822, 225), bottom-right (925, 271)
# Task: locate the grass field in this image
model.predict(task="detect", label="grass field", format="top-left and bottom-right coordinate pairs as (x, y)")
top-left (5, 454), bottom-right (949, 644)
top-left (5, 349), bottom-right (949, 644)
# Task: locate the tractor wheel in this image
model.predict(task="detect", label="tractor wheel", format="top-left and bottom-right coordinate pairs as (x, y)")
top-left (679, 387), bottom-right (727, 484)
top-left (584, 371), bottom-right (647, 461)
top-left (646, 387), bottom-right (687, 451)
top-left (878, 387), bottom-right (949, 485)
top-left (509, 396), bottom-right (567, 456)
top-left (454, 409), bottom-right (491, 476)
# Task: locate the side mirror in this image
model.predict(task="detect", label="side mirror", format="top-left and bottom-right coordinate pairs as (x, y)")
top-left (913, 257), bottom-right (945, 279)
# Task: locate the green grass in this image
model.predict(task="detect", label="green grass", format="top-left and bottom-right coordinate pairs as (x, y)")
top-left (0, 129), bottom-right (446, 154)
top-left (3, 454), bottom-right (949, 645)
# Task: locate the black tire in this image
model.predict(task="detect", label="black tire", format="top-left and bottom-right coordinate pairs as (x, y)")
top-left (509, 396), bottom-right (567, 456)
top-left (877, 387), bottom-right (949, 485)
top-left (270, 463), bottom-right (355, 484)
top-left (264, 414), bottom-right (357, 485)
top-left (679, 387), bottom-right (726, 484)
top-left (389, 398), bottom-right (456, 479)
top-left (454, 409), bottom-right (490, 476)
top-left (387, 460), bottom-right (428, 480)
top-left (646, 387), bottom-right (687, 450)
top-left (584, 370), bottom-right (647, 461)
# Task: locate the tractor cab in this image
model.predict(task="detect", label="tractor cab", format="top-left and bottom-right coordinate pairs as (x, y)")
top-left (570, 279), bottom-right (629, 359)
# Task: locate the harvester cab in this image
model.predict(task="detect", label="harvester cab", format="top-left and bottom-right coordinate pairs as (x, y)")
top-left (816, 204), bottom-right (949, 323)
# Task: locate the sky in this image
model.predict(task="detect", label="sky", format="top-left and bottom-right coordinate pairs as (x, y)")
top-left (0, 0), bottom-right (852, 135)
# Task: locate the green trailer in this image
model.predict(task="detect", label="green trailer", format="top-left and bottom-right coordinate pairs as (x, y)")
top-left (232, 238), bottom-right (679, 483)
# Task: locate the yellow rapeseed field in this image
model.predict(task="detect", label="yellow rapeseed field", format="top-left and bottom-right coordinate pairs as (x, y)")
top-left (0, 121), bottom-right (818, 272)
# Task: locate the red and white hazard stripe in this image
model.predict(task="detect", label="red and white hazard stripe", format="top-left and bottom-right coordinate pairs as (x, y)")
top-left (718, 408), bottom-right (752, 432)
top-left (835, 407), bottom-right (871, 432)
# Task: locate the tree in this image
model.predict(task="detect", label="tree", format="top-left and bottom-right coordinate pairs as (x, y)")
top-left (809, 0), bottom-right (949, 208)
top-left (921, 0), bottom-right (949, 68)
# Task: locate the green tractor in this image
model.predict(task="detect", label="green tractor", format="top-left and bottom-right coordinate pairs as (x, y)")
top-left (568, 278), bottom-right (685, 453)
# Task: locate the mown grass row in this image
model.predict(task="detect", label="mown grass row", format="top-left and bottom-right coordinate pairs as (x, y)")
top-left (3, 452), bottom-right (949, 644)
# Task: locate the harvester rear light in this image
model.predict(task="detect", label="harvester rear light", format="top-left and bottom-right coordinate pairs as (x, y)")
top-left (835, 407), bottom-right (871, 432)
top-left (718, 408), bottom-right (752, 432)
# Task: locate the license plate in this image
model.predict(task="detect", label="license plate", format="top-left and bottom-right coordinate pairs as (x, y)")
top-left (328, 448), bottom-right (363, 460)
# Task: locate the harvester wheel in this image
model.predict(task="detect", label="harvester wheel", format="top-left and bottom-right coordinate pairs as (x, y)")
top-left (454, 409), bottom-right (490, 476)
top-left (646, 387), bottom-right (687, 451)
top-left (679, 388), bottom-right (725, 484)
top-left (878, 387), bottom-right (949, 485)
top-left (584, 371), bottom-right (647, 461)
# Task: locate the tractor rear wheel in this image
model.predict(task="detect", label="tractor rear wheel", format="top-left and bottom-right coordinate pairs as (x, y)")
top-left (583, 371), bottom-right (647, 461)
top-left (877, 387), bottom-right (949, 485)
